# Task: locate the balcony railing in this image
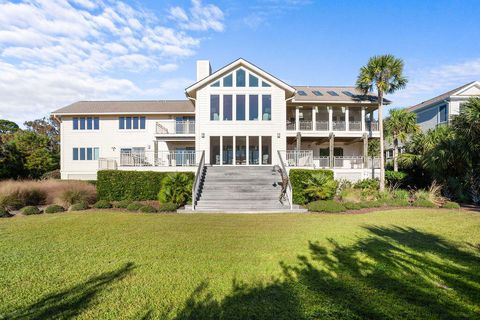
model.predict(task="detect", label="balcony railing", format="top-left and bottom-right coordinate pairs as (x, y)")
top-left (334, 156), bottom-right (364, 169)
top-left (286, 121), bottom-right (296, 131)
top-left (279, 152), bottom-right (381, 169)
top-left (314, 156), bottom-right (329, 168)
top-left (156, 120), bottom-right (195, 135)
top-left (280, 150), bottom-right (313, 167)
top-left (349, 121), bottom-right (362, 131)
top-left (367, 121), bottom-right (379, 132)
top-left (315, 121), bottom-right (329, 131)
top-left (299, 120), bottom-right (313, 131)
top-left (333, 121), bottom-right (346, 131)
top-left (117, 150), bottom-right (201, 167)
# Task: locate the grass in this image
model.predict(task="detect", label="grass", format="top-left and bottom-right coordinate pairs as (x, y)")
top-left (1, 209), bottom-right (480, 319)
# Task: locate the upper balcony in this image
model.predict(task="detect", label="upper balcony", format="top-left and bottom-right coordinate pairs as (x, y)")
top-left (156, 120), bottom-right (195, 136)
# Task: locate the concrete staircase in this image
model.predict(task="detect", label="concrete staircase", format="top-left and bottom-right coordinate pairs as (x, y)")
top-left (185, 166), bottom-right (306, 213)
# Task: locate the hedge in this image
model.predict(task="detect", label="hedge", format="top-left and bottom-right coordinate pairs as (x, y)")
top-left (289, 169), bottom-right (334, 205)
top-left (97, 170), bottom-right (195, 201)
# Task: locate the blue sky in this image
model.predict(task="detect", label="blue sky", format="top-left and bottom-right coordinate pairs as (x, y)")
top-left (1, 0), bottom-right (480, 124)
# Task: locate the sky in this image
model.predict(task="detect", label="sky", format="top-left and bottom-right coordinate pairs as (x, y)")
top-left (1, 0), bottom-right (480, 124)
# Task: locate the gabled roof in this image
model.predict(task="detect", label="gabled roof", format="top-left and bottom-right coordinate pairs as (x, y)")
top-left (185, 58), bottom-right (296, 98)
top-left (292, 86), bottom-right (389, 104)
top-left (52, 100), bottom-right (194, 115)
top-left (408, 81), bottom-right (478, 112)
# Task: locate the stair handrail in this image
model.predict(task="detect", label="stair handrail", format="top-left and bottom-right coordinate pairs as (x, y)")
top-left (277, 151), bottom-right (293, 210)
top-left (191, 150), bottom-right (205, 211)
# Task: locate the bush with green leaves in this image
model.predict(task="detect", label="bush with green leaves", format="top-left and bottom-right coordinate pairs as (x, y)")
top-left (69, 202), bottom-right (89, 211)
top-left (384, 199), bottom-right (410, 207)
top-left (360, 201), bottom-right (384, 208)
top-left (412, 199), bottom-right (436, 208)
top-left (45, 204), bottom-right (65, 214)
top-left (0, 207), bottom-right (12, 218)
top-left (0, 187), bottom-right (46, 210)
top-left (385, 170), bottom-right (408, 187)
top-left (289, 169), bottom-right (335, 205)
top-left (139, 205), bottom-right (157, 213)
top-left (353, 178), bottom-right (379, 191)
top-left (126, 202), bottom-right (143, 212)
top-left (307, 200), bottom-right (346, 213)
top-left (158, 173), bottom-right (193, 207)
top-left (115, 200), bottom-right (132, 208)
top-left (393, 189), bottom-right (410, 200)
top-left (97, 170), bottom-right (194, 201)
top-left (443, 201), bottom-right (460, 209)
top-left (61, 188), bottom-right (96, 207)
top-left (93, 200), bottom-right (112, 209)
top-left (21, 206), bottom-right (41, 215)
top-left (157, 202), bottom-right (178, 212)
top-left (342, 202), bottom-right (362, 210)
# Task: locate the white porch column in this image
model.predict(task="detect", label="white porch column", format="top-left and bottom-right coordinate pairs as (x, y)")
top-left (312, 106), bottom-right (317, 131)
top-left (328, 106), bottom-right (333, 131)
top-left (233, 136), bottom-right (236, 165)
top-left (295, 106), bottom-right (300, 131)
top-left (361, 107), bottom-right (366, 132)
top-left (246, 135), bottom-right (249, 165)
top-left (219, 136), bottom-right (223, 166)
top-left (345, 107), bottom-right (350, 131)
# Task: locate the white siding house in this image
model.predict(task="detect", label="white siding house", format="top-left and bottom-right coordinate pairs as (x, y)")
top-left (52, 58), bottom-right (382, 181)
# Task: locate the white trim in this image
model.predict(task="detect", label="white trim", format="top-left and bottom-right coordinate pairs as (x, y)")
top-left (53, 111), bottom-right (195, 116)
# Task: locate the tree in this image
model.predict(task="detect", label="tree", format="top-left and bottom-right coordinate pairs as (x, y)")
top-left (0, 119), bottom-right (19, 134)
top-left (24, 117), bottom-right (60, 154)
top-left (384, 108), bottom-right (420, 172)
top-left (356, 54), bottom-right (408, 191)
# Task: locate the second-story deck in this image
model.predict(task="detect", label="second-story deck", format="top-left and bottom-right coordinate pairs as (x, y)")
top-left (155, 120), bottom-right (195, 136)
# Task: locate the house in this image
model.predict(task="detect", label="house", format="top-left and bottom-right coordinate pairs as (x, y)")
top-left (407, 81), bottom-right (480, 131)
top-left (52, 58), bottom-right (383, 210)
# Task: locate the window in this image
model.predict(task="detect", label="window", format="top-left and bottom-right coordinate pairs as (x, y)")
top-left (342, 91), bottom-right (354, 97)
top-left (211, 81), bottom-right (220, 87)
top-left (261, 136), bottom-right (272, 164)
top-left (79, 117), bottom-right (85, 130)
top-left (439, 104), bottom-right (448, 123)
top-left (119, 117), bottom-right (125, 129)
top-left (119, 116), bottom-right (145, 130)
top-left (262, 81), bottom-right (271, 87)
top-left (249, 74), bottom-right (258, 87)
top-left (94, 117), bottom-right (99, 130)
top-left (73, 148), bottom-right (79, 160)
top-left (236, 69), bottom-right (246, 87)
top-left (80, 148), bottom-right (86, 160)
top-left (312, 90), bottom-right (323, 96)
top-left (133, 117), bottom-right (139, 129)
top-left (86, 117), bottom-right (93, 130)
top-left (87, 147), bottom-right (93, 160)
top-left (249, 95), bottom-right (258, 120)
top-left (223, 74), bottom-right (233, 87)
top-left (236, 95), bottom-right (245, 120)
top-left (74, 117), bottom-right (99, 130)
top-left (223, 95), bottom-right (232, 120)
top-left (262, 95), bottom-right (271, 120)
top-left (210, 95), bottom-right (220, 120)
top-left (327, 91), bottom-right (339, 96)
top-left (140, 117), bottom-right (146, 129)
top-left (73, 117), bottom-right (78, 130)
top-left (125, 117), bottom-right (132, 129)
top-left (298, 90), bottom-right (307, 96)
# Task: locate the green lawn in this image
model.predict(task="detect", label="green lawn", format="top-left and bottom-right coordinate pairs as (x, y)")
top-left (1, 209), bottom-right (480, 319)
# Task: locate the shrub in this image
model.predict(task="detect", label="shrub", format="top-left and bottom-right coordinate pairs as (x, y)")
top-left (21, 206), bottom-right (41, 215)
top-left (157, 202), bottom-right (178, 212)
top-left (290, 169), bottom-right (335, 205)
top-left (139, 205), bottom-right (157, 213)
top-left (385, 170), bottom-right (407, 187)
top-left (360, 201), bottom-right (384, 208)
top-left (158, 173), bottom-right (194, 206)
top-left (45, 204), bottom-right (65, 214)
top-left (307, 200), bottom-right (346, 213)
top-left (339, 188), bottom-right (363, 203)
top-left (384, 199), bottom-right (410, 207)
top-left (0, 184), bottom-right (46, 209)
top-left (354, 178), bottom-right (379, 191)
top-left (93, 200), bottom-right (112, 209)
top-left (443, 201), bottom-right (460, 209)
top-left (412, 199), bottom-right (436, 208)
top-left (61, 187), bottom-right (96, 207)
top-left (41, 169), bottom-right (61, 180)
top-left (343, 202), bottom-right (362, 210)
top-left (115, 200), bottom-right (132, 208)
top-left (0, 207), bottom-right (12, 218)
top-left (126, 202), bottom-right (143, 212)
top-left (393, 189), bottom-right (410, 200)
top-left (69, 202), bottom-right (89, 211)
top-left (97, 170), bottom-right (194, 201)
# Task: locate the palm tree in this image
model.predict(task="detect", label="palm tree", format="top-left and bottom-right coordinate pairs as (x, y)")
top-left (384, 108), bottom-right (420, 172)
top-left (356, 54), bottom-right (407, 191)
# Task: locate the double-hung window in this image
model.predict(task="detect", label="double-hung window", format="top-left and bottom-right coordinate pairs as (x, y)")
top-left (119, 116), bottom-right (146, 129)
top-left (73, 147), bottom-right (99, 161)
top-left (73, 117), bottom-right (99, 130)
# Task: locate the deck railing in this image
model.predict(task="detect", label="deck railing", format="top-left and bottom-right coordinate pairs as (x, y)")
top-left (367, 121), bottom-right (379, 132)
top-left (313, 156), bottom-right (330, 168)
top-left (119, 150), bottom-right (201, 167)
top-left (349, 121), bottom-right (362, 131)
top-left (315, 121), bottom-right (329, 131)
top-left (191, 150), bottom-right (205, 211)
top-left (299, 120), bottom-right (313, 131)
top-left (333, 156), bottom-right (364, 169)
top-left (280, 150), bottom-right (314, 167)
top-left (156, 120), bottom-right (195, 134)
top-left (333, 121), bottom-right (346, 131)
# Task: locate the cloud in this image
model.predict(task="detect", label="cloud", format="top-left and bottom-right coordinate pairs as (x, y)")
top-left (241, 0), bottom-right (312, 29)
top-left (0, 0), bottom-right (224, 123)
top-left (389, 58), bottom-right (480, 108)
top-left (169, 0), bottom-right (224, 32)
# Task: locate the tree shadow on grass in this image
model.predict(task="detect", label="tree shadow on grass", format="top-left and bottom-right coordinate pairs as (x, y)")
top-left (172, 226), bottom-right (480, 319)
top-left (6, 262), bottom-right (135, 320)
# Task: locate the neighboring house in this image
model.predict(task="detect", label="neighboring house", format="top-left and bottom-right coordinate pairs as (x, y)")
top-left (407, 81), bottom-right (480, 131)
top-left (52, 58), bottom-right (384, 182)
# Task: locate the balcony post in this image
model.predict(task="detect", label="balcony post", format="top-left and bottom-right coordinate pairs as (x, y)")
top-left (154, 140), bottom-right (158, 166)
top-left (369, 111), bottom-right (374, 131)
top-left (295, 106), bottom-right (300, 131)
top-left (345, 107), bottom-right (350, 131)
top-left (329, 133), bottom-right (334, 168)
top-left (312, 106), bottom-right (317, 131)
top-left (361, 107), bottom-right (366, 132)
top-left (363, 133), bottom-right (368, 168)
top-left (328, 106), bottom-right (333, 131)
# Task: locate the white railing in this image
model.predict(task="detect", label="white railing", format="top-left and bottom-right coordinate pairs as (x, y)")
top-left (277, 151), bottom-right (293, 210)
top-left (366, 157), bottom-right (381, 169)
top-left (299, 120), bottom-right (313, 131)
top-left (313, 156), bottom-right (329, 168)
top-left (315, 121), bottom-right (329, 131)
top-left (119, 151), bottom-right (201, 167)
top-left (286, 121), bottom-right (296, 131)
top-left (334, 156), bottom-right (364, 169)
top-left (349, 121), bottom-right (362, 131)
top-left (367, 121), bottom-right (379, 132)
top-left (333, 121), bottom-right (346, 131)
top-left (98, 158), bottom-right (117, 170)
top-left (192, 150), bottom-right (205, 211)
top-left (156, 120), bottom-right (195, 134)
top-left (280, 150), bottom-right (314, 167)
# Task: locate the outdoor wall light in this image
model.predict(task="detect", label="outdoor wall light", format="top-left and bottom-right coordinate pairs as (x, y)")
top-left (201, 133), bottom-right (205, 138)
top-left (111, 147), bottom-right (116, 151)
top-left (277, 133), bottom-right (281, 138)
